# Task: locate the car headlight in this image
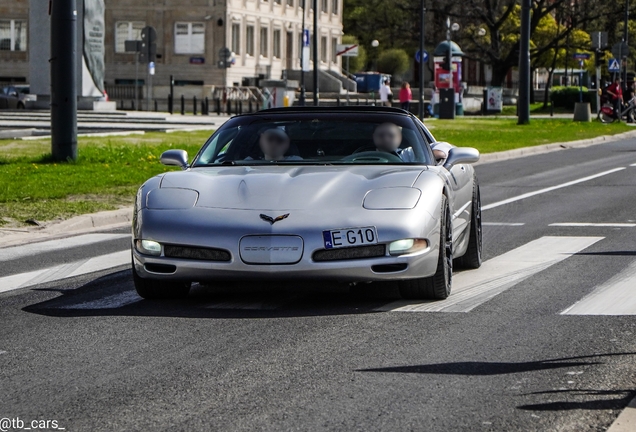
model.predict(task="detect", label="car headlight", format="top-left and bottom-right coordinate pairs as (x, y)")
top-left (389, 239), bottom-right (429, 256)
top-left (135, 239), bottom-right (162, 256)
top-left (363, 187), bottom-right (421, 210)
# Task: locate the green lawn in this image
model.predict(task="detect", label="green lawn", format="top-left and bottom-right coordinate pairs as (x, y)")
top-left (0, 119), bottom-right (632, 226)
top-left (426, 118), bottom-right (632, 153)
top-left (0, 131), bottom-right (212, 226)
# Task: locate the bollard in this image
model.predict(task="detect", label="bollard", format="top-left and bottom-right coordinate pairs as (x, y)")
top-left (216, 98), bottom-right (221, 115)
top-left (227, 99), bottom-right (232, 115)
top-left (180, 95), bottom-right (185, 115)
top-left (336, 96), bottom-right (340, 106)
top-left (357, 96), bottom-right (360, 106)
top-left (249, 100), bottom-right (253, 113)
top-left (168, 94), bottom-right (173, 114)
top-left (239, 101), bottom-right (243, 114)
top-left (154, 100), bottom-right (158, 112)
top-left (365, 96), bottom-right (369, 106)
top-left (193, 96), bottom-right (197, 115)
top-left (204, 97), bottom-right (209, 115)
top-left (131, 100), bottom-right (135, 111)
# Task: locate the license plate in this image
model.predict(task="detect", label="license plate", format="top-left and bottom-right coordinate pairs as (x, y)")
top-left (323, 227), bottom-right (378, 249)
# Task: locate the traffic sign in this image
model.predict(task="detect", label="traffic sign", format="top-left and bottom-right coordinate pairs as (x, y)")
top-left (415, 50), bottom-right (429, 63)
top-left (612, 41), bottom-right (629, 59)
top-left (573, 53), bottom-right (590, 60)
top-left (219, 47), bottom-right (232, 61)
top-left (336, 44), bottom-right (359, 57)
top-left (608, 58), bottom-right (621, 72)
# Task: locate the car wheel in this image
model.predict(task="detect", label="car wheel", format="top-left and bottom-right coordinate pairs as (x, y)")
top-left (399, 195), bottom-right (452, 300)
top-left (132, 257), bottom-right (191, 300)
top-left (598, 109), bottom-right (614, 124)
top-left (16, 102), bottom-right (25, 109)
top-left (456, 181), bottom-right (482, 269)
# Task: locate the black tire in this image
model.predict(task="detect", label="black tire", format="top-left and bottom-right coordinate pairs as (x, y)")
top-left (399, 195), bottom-right (452, 300)
top-left (132, 259), bottom-right (191, 300)
top-left (456, 181), bottom-right (482, 269)
top-left (598, 108), bottom-right (615, 124)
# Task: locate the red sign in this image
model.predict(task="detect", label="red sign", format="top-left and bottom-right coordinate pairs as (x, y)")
top-left (434, 61), bottom-right (462, 89)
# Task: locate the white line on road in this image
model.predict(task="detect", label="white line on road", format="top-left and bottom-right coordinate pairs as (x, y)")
top-left (0, 233), bottom-right (130, 262)
top-left (483, 222), bottom-right (526, 226)
top-left (630, 163), bottom-right (636, 167)
top-left (378, 236), bottom-right (603, 313)
top-left (60, 290), bottom-right (141, 310)
top-left (0, 250), bottom-right (130, 294)
top-left (550, 223), bottom-right (636, 228)
top-left (562, 259), bottom-right (636, 315)
top-left (482, 167), bottom-right (626, 211)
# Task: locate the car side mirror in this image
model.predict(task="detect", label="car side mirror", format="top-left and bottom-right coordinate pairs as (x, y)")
top-left (160, 149), bottom-right (189, 169)
top-left (443, 147), bottom-right (480, 170)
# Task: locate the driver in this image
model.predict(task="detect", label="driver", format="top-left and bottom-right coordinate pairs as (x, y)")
top-left (372, 122), bottom-right (415, 162)
top-left (246, 126), bottom-right (302, 161)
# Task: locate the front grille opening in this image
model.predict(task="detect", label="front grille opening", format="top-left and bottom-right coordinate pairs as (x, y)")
top-left (164, 245), bottom-right (231, 262)
top-left (144, 263), bottom-right (177, 274)
top-left (313, 244), bottom-right (386, 262)
top-left (372, 263), bottom-right (408, 273)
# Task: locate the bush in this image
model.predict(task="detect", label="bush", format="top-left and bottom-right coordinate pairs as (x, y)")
top-left (550, 86), bottom-right (591, 109)
top-left (377, 49), bottom-right (410, 77)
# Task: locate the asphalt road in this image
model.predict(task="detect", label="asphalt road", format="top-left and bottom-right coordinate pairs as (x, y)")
top-left (2, 139), bottom-right (636, 431)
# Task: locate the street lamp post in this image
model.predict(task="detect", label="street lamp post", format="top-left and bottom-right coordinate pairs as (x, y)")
top-left (371, 39), bottom-right (379, 71)
top-left (518, 0), bottom-right (531, 124)
top-left (313, 0), bottom-right (319, 106)
top-left (299, 0), bottom-right (306, 106)
top-left (418, 0), bottom-right (426, 119)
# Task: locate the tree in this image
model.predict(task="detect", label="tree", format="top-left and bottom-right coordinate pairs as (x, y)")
top-left (377, 49), bottom-right (410, 77)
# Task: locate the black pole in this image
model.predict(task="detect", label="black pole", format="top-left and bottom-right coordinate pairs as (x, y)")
top-left (518, 0), bottom-right (531, 125)
top-left (299, 0), bottom-right (306, 106)
top-left (168, 74), bottom-right (174, 114)
top-left (418, 1), bottom-right (426, 119)
top-left (313, 0), bottom-right (319, 106)
top-left (50, 0), bottom-right (78, 161)
top-left (624, 0), bottom-right (630, 85)
top-left (193, 96), bottom-right (197, 115)
top-left (180, 95), bottom-right (185, 115)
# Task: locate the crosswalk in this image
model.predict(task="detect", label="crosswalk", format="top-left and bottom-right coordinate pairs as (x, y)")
top-left (2, 233), bottom-right (636, 315)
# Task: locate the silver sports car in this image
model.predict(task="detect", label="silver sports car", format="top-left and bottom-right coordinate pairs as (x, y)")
top-left (132, 107), bottom-right (482, 300)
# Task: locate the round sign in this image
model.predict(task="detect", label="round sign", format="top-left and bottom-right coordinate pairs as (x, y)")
top-left (415, 50), bottom-right (429, 63)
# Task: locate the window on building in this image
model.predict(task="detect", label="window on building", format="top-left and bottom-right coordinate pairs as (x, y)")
top-left (260, 27), bottom-right (269, 57)
top-left (231, 23), bottom-right (241, 54)
top-left (115, 21), bottom-right (145, 53)
top-left (246, 25), bottom-right (255, 56)
top-left (0, 19), bottom-right (27, 52)
top-left (321, 0), bottom-right (328, 13)
top-left (332, 0), bottom-right (338, 14)
top-left (273, 29), bottom-right (281, 58)
top-left (174, 22), bottom-right (205, 54)
top-left (320, 36), bottom-right (327, 62)
top-left (331, 37), bottom-right (337, 63)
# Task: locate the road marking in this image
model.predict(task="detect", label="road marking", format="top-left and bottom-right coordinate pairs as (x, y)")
top-left (550, 223), bottom-right (636, 228)
top-left (60, 290), bottom-right (141, 309)
top-left (0, 250), bottom-right (129, 294)
top-left (630, 163), bottom-right (636, 167)
top-left (483, 222), bottom-right (525, 226)
top-left (562, 259), bottom-right (636, 315)
top-left (482, 167), bottom-right (626, 211)
top-left (0, 233), bottom-right (130, 262)
top-left (607, 396), bottom-right (636, 432)
top-left (377, 236), bottom-right (603, 313)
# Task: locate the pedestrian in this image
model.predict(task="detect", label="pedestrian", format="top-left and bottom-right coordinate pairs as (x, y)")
top-left (379, 78), bottom-right (393, 107)
top-left (607, 77), bottom-right (623, 120)
top-left (399, 82), bottom-right (412, 112)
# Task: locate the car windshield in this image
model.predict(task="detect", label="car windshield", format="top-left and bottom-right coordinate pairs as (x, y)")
top-left (191, 112), bottom-right (433, 167)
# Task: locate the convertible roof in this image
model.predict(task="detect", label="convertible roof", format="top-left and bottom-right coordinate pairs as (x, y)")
top-left (247, 106), bottom-right (413, 116)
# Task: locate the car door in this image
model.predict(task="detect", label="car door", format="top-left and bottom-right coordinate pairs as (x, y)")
top-left (0, 87), bottom-right (8, 109)
top-left (417, 122), bottom-right (473, 238)
top-left (6, 87), bottom-right (19, 109)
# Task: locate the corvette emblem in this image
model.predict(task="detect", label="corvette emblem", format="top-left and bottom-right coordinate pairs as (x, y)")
top-left (260, 213), bottom-right (290, 225)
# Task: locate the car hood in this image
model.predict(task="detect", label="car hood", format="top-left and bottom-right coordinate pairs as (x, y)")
top-left (159, 165), bottom-right (427, 210)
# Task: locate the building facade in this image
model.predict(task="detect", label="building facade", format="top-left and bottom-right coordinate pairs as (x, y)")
top-left (0, 0), bottom-right (343, 90)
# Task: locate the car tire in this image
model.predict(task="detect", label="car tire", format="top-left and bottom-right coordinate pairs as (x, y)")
top-left (456, 181), bottom-right (482, 269)
top-left (132, 257), bottom-right (191, 300)
top-left (16, 102), bottom-right (25, 110)
top-left (399, 195), bottom-right (452, 300)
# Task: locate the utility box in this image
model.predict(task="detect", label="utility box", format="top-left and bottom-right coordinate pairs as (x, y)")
top-left (439, 88), bottom-right (456, 120)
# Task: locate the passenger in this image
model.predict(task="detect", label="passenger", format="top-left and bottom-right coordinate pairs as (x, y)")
top-left (372, 122), bottom-right (416, 162)
top-left (246, 126), bottom-right (302, 161)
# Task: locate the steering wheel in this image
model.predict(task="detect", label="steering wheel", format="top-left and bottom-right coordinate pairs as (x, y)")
top-left (341, 151), bottom-right (403, 163)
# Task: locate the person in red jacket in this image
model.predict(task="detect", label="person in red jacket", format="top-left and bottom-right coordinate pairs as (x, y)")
top-left (399, 82), bottom-right (412, 112)
top-left (607, 77), bottom-right (623, 120)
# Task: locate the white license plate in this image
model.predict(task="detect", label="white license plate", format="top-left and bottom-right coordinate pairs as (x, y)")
top-left (322, 227), bottom-right (378, 249)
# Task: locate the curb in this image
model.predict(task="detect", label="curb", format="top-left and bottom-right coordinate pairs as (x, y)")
top-left (2, 128), bottom-right (635, 248)
top-left (475, 129), bottom-right (636, 165)
top-left (0, 207), bottom-right (133, 248)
